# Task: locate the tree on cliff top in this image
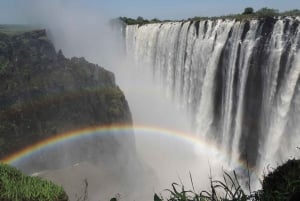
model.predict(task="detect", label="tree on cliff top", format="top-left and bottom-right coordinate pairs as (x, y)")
top-left (243, 7), bottom-right (254, 15)
top-left (256, 7), bottom-right (279, 17)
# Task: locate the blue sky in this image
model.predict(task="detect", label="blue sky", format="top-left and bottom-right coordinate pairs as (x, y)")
top-left (1, 0), bottom-right (300, 23)
top-left (95, 0), bottom-right (300, 19)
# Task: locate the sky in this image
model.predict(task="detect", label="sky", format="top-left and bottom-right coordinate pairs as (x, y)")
top-left (1, 0), bottom-right (300, 24)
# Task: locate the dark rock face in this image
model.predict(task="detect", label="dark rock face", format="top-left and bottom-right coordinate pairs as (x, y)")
top-left (0, 29), bottom-right (134, 172)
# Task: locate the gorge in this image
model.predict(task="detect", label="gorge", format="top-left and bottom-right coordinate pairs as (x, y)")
top-left (1, 9), bottom-right (300, 200)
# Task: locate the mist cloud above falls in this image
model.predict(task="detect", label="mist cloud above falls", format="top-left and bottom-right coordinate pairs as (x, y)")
top-left (18, 0), bottom-right (123, 70)
top-left (18, 0), bottom-right (193, 131)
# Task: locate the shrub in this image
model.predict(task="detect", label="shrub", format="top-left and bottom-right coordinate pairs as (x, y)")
top-left (243, 7), bottom-right (254, 15)
top-left (260, 159), bottom-right (300, 201)
top-left (0, 163), bottom-right (68, 201)
top-left (281, 9), bottom-right (300, 16)
top-left (256, 7), bottom-right (279, 17)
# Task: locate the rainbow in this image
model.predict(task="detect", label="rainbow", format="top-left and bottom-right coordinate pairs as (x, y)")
top-left (1, 124), bottom-right (256, 177)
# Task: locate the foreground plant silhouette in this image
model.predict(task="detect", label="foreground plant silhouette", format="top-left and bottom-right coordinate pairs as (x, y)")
top-left (153, 171), bottom-right (254, 201)
top-left (151, 159), bottom-right (300, 201)
top-left (108, 159), bottom-right (299, 201)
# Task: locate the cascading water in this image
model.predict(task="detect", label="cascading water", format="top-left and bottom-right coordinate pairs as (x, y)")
top-left (124, 17), bottom-right (300, 176)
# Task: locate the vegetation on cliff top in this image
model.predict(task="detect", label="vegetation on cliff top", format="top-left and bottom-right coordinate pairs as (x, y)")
top-left (0, 25), bottom-right (38, 35)
top-left (0, 163), bottom-right (68, 201)
top-left (120, 7), bottom-right (300, 25)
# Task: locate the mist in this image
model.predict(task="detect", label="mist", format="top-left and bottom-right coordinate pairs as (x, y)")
top-left (4, 1), bottom-right (236, 200)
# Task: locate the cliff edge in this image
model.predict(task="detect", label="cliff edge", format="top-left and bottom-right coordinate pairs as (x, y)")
top-left (0, 27), bottom-right (134, 172)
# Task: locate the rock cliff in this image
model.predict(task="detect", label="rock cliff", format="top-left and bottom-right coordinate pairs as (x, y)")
top-left (0, 27), bottom-right (134, 172)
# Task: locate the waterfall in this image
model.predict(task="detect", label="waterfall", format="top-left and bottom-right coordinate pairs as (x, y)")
top-left (124, 17), bottom-right (300, 174)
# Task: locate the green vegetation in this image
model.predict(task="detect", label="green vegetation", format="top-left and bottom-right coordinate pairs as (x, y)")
top-left (119, 16), bottom-right (149, 25)
top-left (0, 25), bottom-right (37, 35)
top-left (119, 16), bottom-right (172, 25)
top-left (153, 171), bottom-right (254, 201)
top-left (0, 163), bottom-right (68, 201)
top-left (152, 159), bottom-right (300, 201)
top-left (243, 7), bottom-right (254, 15)
top-left (281, 9), bottom-right (300, 16)
top-left (255, 8), bottom-right (279, 17)
top-left (120, 7), bottom-right (300, 25)
top-left (0, 57), bottom-right (9, 73)
top-left (259, 159), bottom-right (300, 201)
top-left (188, 7), bottom-right (299, 22)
